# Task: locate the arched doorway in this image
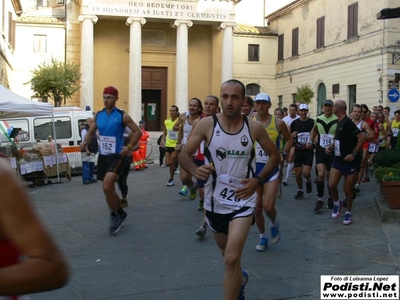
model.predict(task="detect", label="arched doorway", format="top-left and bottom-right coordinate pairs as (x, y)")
top-left (317, 83), bottom-right (326, 115)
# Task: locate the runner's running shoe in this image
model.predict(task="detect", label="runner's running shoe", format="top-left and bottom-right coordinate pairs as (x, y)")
top-left (270, 222), bottom-right (281, 244)
top-left (294, 190), bottom-right (304, 199)
top-left (327, 197), bottom-right (334, 209)
top-left (109, 214), bottom-right (122, 234)
top-left (343, 213), bottom-right (353, 225)
top-left (238, 270), bottom-right (249, 300)
top-left (314, 200), bottom-right (324, 213)
top-left (255, 236), bottom-right (268, 252)
top-left (332, 201), bottom-right (343, 219)
top-left (179, 186), bottom-right (188, 196)
top-left (120, 198), bottom-right (128, 208)
top-left (189, 183), bottom-right (198, 200)
top-left (195, 222), bottom-right (207, 238)
top-left (198, 200), bottom-right (204, 211)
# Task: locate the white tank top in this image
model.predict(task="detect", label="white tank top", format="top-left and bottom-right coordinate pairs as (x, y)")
top-left (355, 120), bottom-right (364, 131)
top-left (182, 118), bottom-right (193, 145)
top-left (204, 115), bottom-right (256, 214)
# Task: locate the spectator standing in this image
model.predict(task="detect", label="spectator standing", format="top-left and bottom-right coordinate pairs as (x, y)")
top-left (81, 117), bottom-right (98, 184)
top-left (133, 120), bottom-right (150, 170)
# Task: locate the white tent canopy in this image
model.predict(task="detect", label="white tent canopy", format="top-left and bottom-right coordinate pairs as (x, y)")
top-left (0, 85), bottom-right (64, 183)
top-left (0, 84), bottom-right (53, 118)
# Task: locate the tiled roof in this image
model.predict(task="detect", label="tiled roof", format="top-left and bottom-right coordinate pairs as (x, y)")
top-left (17, 16), bottom-right (65, 23)
top-left (234, 24), bottom-right (277, 35)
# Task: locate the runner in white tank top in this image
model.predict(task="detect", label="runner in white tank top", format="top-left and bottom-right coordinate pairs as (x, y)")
top-left (203, 114), bottom-right (256, 214)
top-left (173, 98), bottom-right (203, 197)
top-left (178, 79), bottom-right (280, 300)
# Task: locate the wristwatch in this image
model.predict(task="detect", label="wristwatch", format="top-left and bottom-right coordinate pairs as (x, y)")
top-left (352, 151), bottom-right (358, 157)
top-left (255, 176), bottom-right (265, 186)
top-left (282, 151), bottom-right (287, 160)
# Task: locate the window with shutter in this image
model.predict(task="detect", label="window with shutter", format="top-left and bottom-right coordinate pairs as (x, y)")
top-left (292, 28), bottom-right (299, 57)
top-left (248, 44), bottom-right (259, 62)
top-left (347, 2), bottom-right (358, 39)
top-left (316, 16), bottom-right (325, 49)
top-left (278, 34), bottom-right (284, 61)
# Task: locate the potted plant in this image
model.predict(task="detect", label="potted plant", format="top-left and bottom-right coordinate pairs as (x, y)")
top-left (373, 148), bottom-right (400, 209)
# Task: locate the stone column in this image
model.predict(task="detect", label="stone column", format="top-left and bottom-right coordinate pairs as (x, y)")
top-left (219, 22), bottom-right (235, 83)
top-left (78, 15), bottom-right (98, 110)
top-left (126, 17), bottom-right (146, 123)
top-left (172, 20), bottom-right (193, 113)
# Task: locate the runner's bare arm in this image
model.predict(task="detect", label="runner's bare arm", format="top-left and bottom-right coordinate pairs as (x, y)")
top-left (122, 114), bottom-right (142, 156)
top-left (179, 118), bottom-right (214, 181)
top-left (173, 114), bottom-right (184, 131)
top-left (278, 118), bottom-right (294, 154)
top-left (310, 124), bottom-right (318, 145)
top-left (363, 122), bottom-right (375, 142)
top-left (235, 121), bottom-right (280, 200)
top-left (162, 123), bottom-right (167, 146)
top-left (344, 131), bottom-right (368, 162)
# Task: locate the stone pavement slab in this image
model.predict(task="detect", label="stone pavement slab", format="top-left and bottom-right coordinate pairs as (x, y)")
top-left (25, 164), bottom-right (399, 300)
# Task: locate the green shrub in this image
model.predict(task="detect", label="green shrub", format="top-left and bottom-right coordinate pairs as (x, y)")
top-left (372, 148), bottom-right (400, 168)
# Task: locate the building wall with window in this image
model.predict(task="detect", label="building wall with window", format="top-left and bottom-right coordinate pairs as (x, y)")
top-left (13, 17), bottom-right (65, 101)
top-left (267, 0), bottom-right (400, 116)
top-left (0, 0), bottom-right (23, 89)
top-left (8, 0), bottom-right (237, 127)
top-left (233, 25), bottom-right (278, 100)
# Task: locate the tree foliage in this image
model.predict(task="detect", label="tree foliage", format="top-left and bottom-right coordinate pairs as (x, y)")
top-left (26, 58), bottom-right (81, 107)
top-left (295, 84), bottom-right (315, 104)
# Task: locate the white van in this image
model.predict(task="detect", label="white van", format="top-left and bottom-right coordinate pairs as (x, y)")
top-left (0, 106), bottom-right (94, 172)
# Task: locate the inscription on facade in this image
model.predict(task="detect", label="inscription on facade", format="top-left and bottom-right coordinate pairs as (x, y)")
top-left (83, 0), bottom-right (234, 22)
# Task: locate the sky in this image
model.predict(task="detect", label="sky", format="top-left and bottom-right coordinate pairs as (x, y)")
top-left (235, 0), bottom-right (293, 26)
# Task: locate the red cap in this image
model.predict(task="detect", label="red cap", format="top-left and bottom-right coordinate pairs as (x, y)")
top-left (103, 86), bottom-right (118, 97)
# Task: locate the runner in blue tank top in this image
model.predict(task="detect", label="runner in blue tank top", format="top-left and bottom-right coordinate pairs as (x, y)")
top-left (81, 86), bottom-right (142, 234)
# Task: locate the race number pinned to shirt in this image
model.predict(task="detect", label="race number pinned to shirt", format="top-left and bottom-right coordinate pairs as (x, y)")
top-left (99, 135), bottom-right (116, 155)
top-left (255, 142), bottom-right (268, 163)
top-left (334, 140), bottom-right (341, 156)
top-left (168, 130), bottom-right (178, 141)
top-left (393, 128), bottom-right (399, 137)
top-left (319, 134), bottom-right (334, 148)
top-left (368, 142), bottom-right (378, 153)
top-left (213, 174), bottom-right (244, 208)
top-left (297, 132), bottom-right (311, 145)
